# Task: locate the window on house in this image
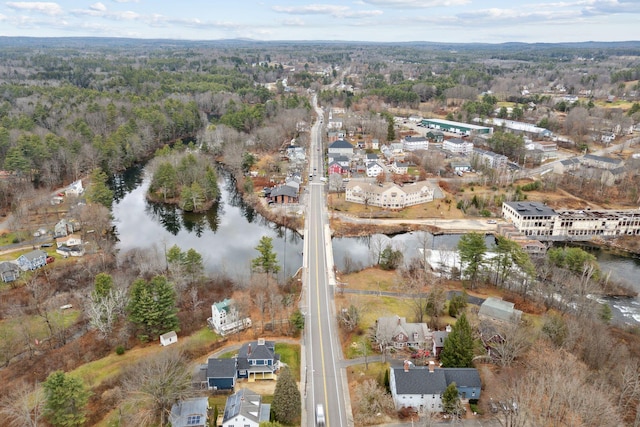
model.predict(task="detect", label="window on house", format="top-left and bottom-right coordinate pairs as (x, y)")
top-left (187, 415), bottom-right (201, 425)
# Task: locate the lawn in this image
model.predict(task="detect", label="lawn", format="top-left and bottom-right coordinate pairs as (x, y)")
top-left (72, 327), bottom-right (219, 388)
top-left (337, 267), bottom-right (398, 291)
top-left (275, 342), bottom-right (301, 381)
top-left (0, 309), bottom-right (80, 345)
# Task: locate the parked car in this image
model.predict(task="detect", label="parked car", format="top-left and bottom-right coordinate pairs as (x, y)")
top-left (40, 243), bottom-right (53, 248)
top-left (46, 256), bottom-right (55, 264)
top-left (487, 220), bottom-right (497, 224)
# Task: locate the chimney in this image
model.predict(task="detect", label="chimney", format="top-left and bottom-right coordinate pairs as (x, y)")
top-left (429, 361), bottom-right (435, 373)
top-left (247, 343), bottom-right (252, 356)
top-left (403, 360), bottom-right (410, 372)
top-left (397, 317), bottom-right (401, 325)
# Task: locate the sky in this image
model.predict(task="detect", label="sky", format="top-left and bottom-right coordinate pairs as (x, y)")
top-left (0, 0), bottom-right (639, 44)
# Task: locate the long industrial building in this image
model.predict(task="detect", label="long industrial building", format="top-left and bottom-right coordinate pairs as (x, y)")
top-left (502, 201), bottom-right (640, 241)
top-left (421, 118), bottom-right (493, 136)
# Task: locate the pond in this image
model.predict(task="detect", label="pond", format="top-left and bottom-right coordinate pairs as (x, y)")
top-left (111, 166), bottom-right (303, 282)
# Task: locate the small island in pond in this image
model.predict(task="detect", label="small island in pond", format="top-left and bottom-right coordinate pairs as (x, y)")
top-left (147, 145), bottom-right (220, 213)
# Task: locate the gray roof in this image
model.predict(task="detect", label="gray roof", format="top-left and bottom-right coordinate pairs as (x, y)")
top-left (393, 367), bottom-right (481, 396)
top-left (443, 368), bottom-right (482, 389)
top-left (393, 368), bottom-right (447, 395)
top-left (0, 261), bottom-right (20, 273)
top-left (332, 155), bottom-right (350, 163)
top-left (503, 201), bottom-right (557, 217)
top-left (329, 139), bottom-right (353, 149)
top-left (238, 340), bottom-right (276, 360)
top-left (560, 157), bottom-right (580, 166)
top-left (445, 138), bottom-right (467, 145)
top-left (270, 185), bottom-right (298, 198)
top-left (376, 315), bottom-right (430, 344)
top-left (478, 297), bottom-right (522, 322)
top-left (223, 388), bottom-right (269, 424)
top-left (207, 358), bottom-right (236, 379)
top-left (21, 250), bottom-right (47, 261)
top-left (433, 331), bottom-right (449, 348)
top-left (404, 136), bottom-right (427, 142)
top-left (169, 397), bottom-right (208, 427)
top-left (366, 153), bottom-right (378, 160)
top-left (583, 154), bottom-right (623, 165)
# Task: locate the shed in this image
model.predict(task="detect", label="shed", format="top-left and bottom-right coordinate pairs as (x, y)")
top-left (160, 331), bottom-right (178, 346)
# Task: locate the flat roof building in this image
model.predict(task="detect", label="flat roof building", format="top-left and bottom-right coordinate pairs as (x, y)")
top-left (422, 118), bottom-right (493, 136)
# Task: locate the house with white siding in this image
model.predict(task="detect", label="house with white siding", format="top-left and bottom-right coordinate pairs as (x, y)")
top-left (443, 138), bottom-right (473, 155)
top-left (390, 362), bottom-right (482, 413)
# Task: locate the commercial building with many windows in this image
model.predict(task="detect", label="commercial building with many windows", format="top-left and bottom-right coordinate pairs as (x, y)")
top-left (502, 201), bottom-right (640, 241)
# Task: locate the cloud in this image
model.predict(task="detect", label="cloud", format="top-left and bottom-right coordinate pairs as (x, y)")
top-left (6, 2), bottom-right (63, 16)
top-left (359, 0), bottom-right (470, 7)
top-left (272, 4), bottom-right (382, 19)
top-left (112, 0), bottom-right (139, 3)
top-left (71, 5), bottom-right (139, 21)
top-left (90, 2), bottom-right (107, 12)
top-left (581, 0), bottom-right (640, 15)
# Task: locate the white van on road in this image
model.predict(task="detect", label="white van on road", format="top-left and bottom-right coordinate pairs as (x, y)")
top-left (316, 404), bottom-right (325, 426)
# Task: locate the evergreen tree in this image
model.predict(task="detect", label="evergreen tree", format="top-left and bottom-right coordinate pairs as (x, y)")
top-left (457, 232), bottom-right (487, 289)
top-left (379, 244), bottom-right (403, 270)
top-left (43, 371), bottom-right (90, 427)
top-left (440, 313), bottom-right (474, 368)
top-left (271, 367), bottom-right (301, 425)
top-left (93, 272), bottom-right (114, 301)
top-left (441, 382), bottom-right (461, 414)
top-left (251, 236), bottom-right (280, 275)
top-left (127, 275), bottom-right (179, 339)
top-left (150, 161), bottom-right (177, 201)
top-left (86, 168), bottom-right (114, 209)
top-left (184, 248), bottom-right (204, 282)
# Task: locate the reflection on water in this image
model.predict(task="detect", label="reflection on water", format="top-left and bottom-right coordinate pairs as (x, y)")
top-left (111, 165), bottom-right (303, 280)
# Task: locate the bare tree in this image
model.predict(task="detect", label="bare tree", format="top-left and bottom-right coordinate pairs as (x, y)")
top-left (0, 381), bottom-right (45, 427)
top-left (486, 320), bottom-right (534, 368)
top-left (352, 379), bottom-right (395, 426)
top-left (121, 349), bottom-right (195, 427)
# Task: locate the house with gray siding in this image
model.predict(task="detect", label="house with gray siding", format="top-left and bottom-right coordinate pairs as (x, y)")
top-left (16, 250), bottom-right (47, 271)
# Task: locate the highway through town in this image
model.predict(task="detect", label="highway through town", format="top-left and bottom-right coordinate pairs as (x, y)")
top-left (303, 95), bottom-right (350, 426)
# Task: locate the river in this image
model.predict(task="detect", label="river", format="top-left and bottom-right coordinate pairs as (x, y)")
top-left (111, 165), bottom-right (640, 325)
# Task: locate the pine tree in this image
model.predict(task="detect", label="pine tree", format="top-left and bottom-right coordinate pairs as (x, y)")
top-left (271, 367), bottom-right (301, 425)
top-left (251, 236), bottom-right (280, 275)
top-left (127, 275), bottom-right (179, 339)
top-left (440, 313), bottom-right (474, 368)
top-left (457, 232), bottom-right (487, 289)
top-left (86, 168), bottom-right (114, 209)
top-left (441, 382), bottom-right (461, 414)
top-left (43, 371), bottom-right (90, 427)
top-left (93, 272), bottom-right (114, 301)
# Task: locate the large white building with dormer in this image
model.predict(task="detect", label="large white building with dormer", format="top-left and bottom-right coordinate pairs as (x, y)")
top-left (346, 180), bottom-right (436, 209)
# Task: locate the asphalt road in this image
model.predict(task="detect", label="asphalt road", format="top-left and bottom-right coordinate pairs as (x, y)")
top-left (303, 96), bottom-right (349, 427)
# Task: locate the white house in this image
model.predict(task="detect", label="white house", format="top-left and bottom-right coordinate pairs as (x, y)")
top-left (345, 181), bottom-right (435, 209)
top-left (65, 180), bottom-right (84, 197)
top-left (402, 135), bottom-right (429, 152)
top-left (208, 298), bottom-right (251, 336)
top-left (443, 138), bottom-right (473, 155)
top-left (366, 162), bottom-right (385, 178)
top-left (390, 362), bottom-right (482, 413)
top-left (328, 139), bottom-right (354, 158)
top-left (160, 331), bottom-right (178, 346)
top-left (478, 297), bottom-right (522, 323)
top-left (391, 161), bottom-right (409, 175)
top-left (56, 233), bottom-right (82, 248)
